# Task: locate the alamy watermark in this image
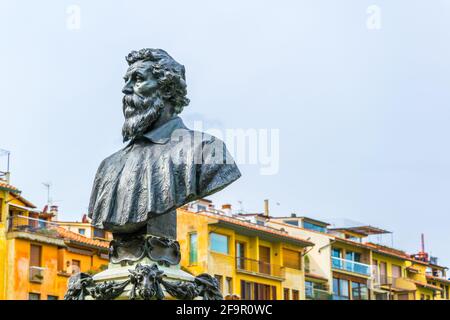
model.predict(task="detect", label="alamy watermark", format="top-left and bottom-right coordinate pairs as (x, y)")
top-left (366, 5), bottom-right (382, 30)
top-left (66, 4), bottom-right (81, 31)
top-left (166, 121), bottom-right (280, 176)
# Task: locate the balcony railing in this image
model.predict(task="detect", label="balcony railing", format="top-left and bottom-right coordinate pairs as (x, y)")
top-left (236, 257), bottom-right (284, 278)
top-left (29, 266), bottom-right (45, 283)
top-left (373, 275), bottom-right (411, 291)
top-left (305, 284), bottom-right (332, 300)
top-left (332, 294), bottom-right (350, 300)
top-left (332, 256), bottom-right (371, 276)
top-left (7, 215), bottom-right (59, 237)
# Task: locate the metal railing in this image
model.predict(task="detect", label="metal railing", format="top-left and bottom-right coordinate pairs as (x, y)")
top-left (305, 284), bottom-right (332, 300)
top-left (332, 256), bottom-right (371, 276)
top-left (8, 215), bottom-right (59, 237)
top-left (332, 294), bottom-right (350, 300)
top-left (236, 257), bottom-right (284, 278)
top-left (373, 275), bottom-right (409, 290)
top-left (29, 266), bottom-right (45, 283)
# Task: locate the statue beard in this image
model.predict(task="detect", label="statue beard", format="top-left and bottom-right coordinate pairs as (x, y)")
top-left (121, 92), bottom-right (165, 142)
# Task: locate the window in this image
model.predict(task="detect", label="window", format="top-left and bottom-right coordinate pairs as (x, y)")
top-left (392, 264), bottom-right (402, 279)
top-left (332, 248), bottom-right (341, 258)
top-left (28, 293), bottom-right (40, 300)
top-left (71, 260), bottom-right (81, 274)
top-left (331, 248), bottom-right (342, 269)
top-left (189, 233), bottom-right (198, 264)
top-left (93, 228), bottom-right (105, 239)
top-left (78, 228), bottom-right (85, 235)
top-left (284, 288), bottom-right (290, 300)
top-left (240, 280), bottom-right (276, 300)
top-left (372, 259), bottom-right (378, 280)
top-left (30, 244), bottom-right (42, 267)
top-left (283, 248), bottom-right (301, 270)
top-left (241, 280), bottom-right (252, 300)
top-left (210, 233), bottom-right (228, 254)
top-left (197, 205), bottom-right (207, 212)
top-left (214, 275), bottom-right (223, 292)
top-left (351, 282), bottom-right (367, 300)
top-left (333, 277), bottom-right (349, 299)
top-left (303, 221), bottom-right (326, 233)
top-left (305, 281), bottom-right (314, 298)
top-left (225, 277), bottom-right (233, 295)
top-left (47, 295), bottom-right (58, 300)
top-left (258, 246), bottom-right (271, 274)
top-left (0, 198), bottom-right (3, 222)
top-left (345, 251), bottom-right (361, 262)
top-left (283, 220), bottom-right (298, 226)
top-left (292, 290), bottom-right (299, 300)
top-left (304, 255), bottom-right (310, 273)
top-left (236, 242), bottom-right (246, 269)
top-left (380, 262), bottom-right (387, 283)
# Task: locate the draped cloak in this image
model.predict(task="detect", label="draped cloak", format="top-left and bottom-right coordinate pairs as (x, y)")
top-left (88, 116), bottom-right (241, 233)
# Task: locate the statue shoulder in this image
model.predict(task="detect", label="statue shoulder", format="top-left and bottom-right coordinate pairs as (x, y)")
top-left (96, 148), bottom-right (125, 172)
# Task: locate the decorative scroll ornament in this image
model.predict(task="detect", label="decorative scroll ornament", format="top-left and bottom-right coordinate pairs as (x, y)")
top-left (109, 235), bottom-right (147, 264)
top-left (109, 235), bottom-right (181, 266)
top-left (63, 263), bottom-right (223, 300)
top-left (147, 237), bottom-right (181, 266)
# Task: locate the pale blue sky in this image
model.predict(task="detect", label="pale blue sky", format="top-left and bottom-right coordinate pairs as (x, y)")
top-left (1, 1), bottom-right (450, 266)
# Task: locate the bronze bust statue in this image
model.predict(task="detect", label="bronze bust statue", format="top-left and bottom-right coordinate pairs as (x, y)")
top-left (88, 48), bottom-right (241, 241)
top-left (65, 49), bottom-right (239, 300)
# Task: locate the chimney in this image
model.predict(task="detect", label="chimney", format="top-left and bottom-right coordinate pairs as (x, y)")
top-left (49, 205), bottom-right (59, 221)
top-left (291, 213), bottom-right (297, 218)
top-left (421, 233), bottom-right (425, 253)
top-left (221, 204), bottom-right (232, 216)
top-left (264, 199), bottom-right (269, 217)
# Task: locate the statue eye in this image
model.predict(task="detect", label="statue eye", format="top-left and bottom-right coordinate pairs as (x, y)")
top-left (136, 75), bottom-right (144, 82)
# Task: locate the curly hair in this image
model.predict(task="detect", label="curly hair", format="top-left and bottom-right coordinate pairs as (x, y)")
top-left (125, 48), bottom-right (190, 114)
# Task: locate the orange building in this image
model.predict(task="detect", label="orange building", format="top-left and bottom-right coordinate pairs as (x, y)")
top-left (0, 179), bottom-right (110, 300)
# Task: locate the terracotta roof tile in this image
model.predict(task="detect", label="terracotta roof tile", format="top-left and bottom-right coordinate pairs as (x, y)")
top-left (0, 181), bottom-right (20, 193)
top-left (412, 280), bottom-right (443, 291)
top-left (56, 227), bottom-right (110, 249)
top-left (426, 275), bottom-right (450, 284)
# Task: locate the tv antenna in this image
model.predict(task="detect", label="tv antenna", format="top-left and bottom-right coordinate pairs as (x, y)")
top-left (0, 148), bottom-right (10, 172)
top-left (42, 182), bottom-right (52, 205)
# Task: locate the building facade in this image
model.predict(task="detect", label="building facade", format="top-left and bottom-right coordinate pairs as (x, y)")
top-left (0, 179), bottom-right (109, 300)
top-left (177, 202), bottom-right (313, 300)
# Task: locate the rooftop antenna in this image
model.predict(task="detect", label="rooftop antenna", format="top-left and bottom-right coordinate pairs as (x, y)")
top-left (237, 200), bottom-right (244, 213)
top-left (42, 182), bottom-right (52, 205)
top-left (0, 149), bottom-right (11, 181)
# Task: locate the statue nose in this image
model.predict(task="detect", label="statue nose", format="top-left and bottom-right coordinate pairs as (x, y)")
top-left (122, 83), bottom-right (133, 95)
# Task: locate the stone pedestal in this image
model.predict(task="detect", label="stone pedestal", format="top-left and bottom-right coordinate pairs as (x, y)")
top-left (64, 236), bottom-right (222, 300)
top-left (89, 258), bottom-right (197, 300)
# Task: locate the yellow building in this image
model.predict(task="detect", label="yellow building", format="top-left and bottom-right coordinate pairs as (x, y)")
top-left (177, 201), bottom-right (314, 300)
top-left (265, 215), bottom-right (334, 300)
top-left (0, 179), bottom-right (109, 300)
top-left (327, 226), bottom-right (449, 300)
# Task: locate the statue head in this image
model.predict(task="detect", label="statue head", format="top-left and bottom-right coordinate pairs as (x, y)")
top-left (121, 48), bottom-right (190, 142)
